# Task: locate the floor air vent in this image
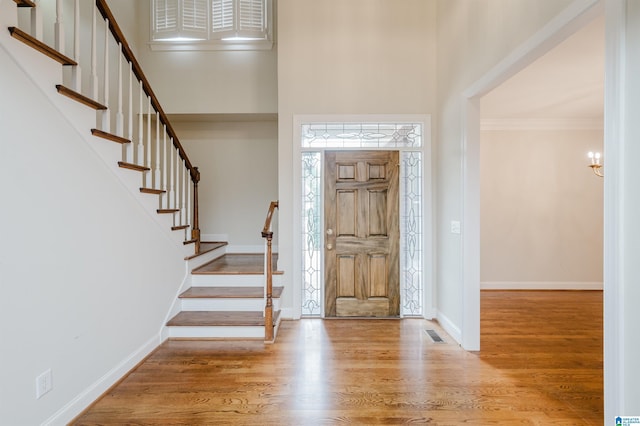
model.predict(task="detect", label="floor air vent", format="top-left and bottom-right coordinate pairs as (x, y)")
top-left (425, 329), bottom-right (445, 343)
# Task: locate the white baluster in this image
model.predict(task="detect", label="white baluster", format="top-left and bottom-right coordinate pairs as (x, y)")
top-left (115, 43), bottom-right (124, 137)
top-left (30, 0), bottom-right (42, 40)
top-left (174, 147), bottom-right (180, 212)
top-left (90, 6), bottom-right (98, 100)
top-left (54, 0), bottom-right (64, 54)
top-left (186, 172), bottom-right (192, 236)
top-left (71, 0), bottom-right (81, 91)
top-left (145, 95), bottom-right (152, 188)
top-left (163, 129), bottom-right (169, 208)
top-left (137, 81), bottom-right (144, 165)
top-left (101, 18), bottom-right (110, 131)
top-left (126, 62), bottom-right (133, 163)
top-left (181, 162), bottom-right (188, 228)
top-left (167, 139), bottom-right (174, 210)
top-left (155, 113), bottom-right (161, 189)
top-left (176, 157), bottom-right (183, 225)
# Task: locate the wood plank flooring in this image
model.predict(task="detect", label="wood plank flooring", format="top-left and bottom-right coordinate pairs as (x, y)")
top-left (72, 291), bottom-right (603, 425)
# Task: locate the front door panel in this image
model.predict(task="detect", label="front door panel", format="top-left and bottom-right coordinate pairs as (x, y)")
top-left (324, 150), bottom-right (400, 317)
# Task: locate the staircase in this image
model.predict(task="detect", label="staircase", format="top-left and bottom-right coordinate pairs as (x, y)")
top-left (167, 248), bottom-right (284, 341)
top-left (3, 0), bottom-right (283, 343)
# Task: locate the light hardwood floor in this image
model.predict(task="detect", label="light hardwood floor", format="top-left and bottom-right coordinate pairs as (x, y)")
top-left (72, 291), bottom-right (603, 425)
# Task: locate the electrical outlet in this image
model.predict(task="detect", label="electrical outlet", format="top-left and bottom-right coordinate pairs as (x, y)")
top-left (35, 369), bottom-right (52, 399)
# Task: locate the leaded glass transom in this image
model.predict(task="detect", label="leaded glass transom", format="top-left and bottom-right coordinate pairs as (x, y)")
top-left (302, 123), bottom-right (422, 148)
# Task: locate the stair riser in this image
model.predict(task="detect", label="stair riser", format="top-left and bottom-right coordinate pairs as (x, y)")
top-left (190, 274), bottom-right (282, 287)
top-left (167, 326), bottom-right (265, 339)
top-left (187, 247), bottom-right (227, 270)
top-left (180, 298), bottom-right (280, 312)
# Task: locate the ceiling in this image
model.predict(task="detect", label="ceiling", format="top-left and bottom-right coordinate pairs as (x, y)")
top-left (480, 15), bottom-right (605, 123)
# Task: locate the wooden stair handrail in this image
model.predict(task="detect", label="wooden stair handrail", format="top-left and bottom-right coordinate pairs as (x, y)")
top-left (262, 201), bottom-right (279, 238)
top-left (261, 201), bottom-right (278, 342)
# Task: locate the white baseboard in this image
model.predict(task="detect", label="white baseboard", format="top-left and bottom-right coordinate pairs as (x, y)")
top-left (200, 235), bottom-right (279, 255)
top-left (436, 311), bottom-right (462, 346)
top-left (280, 308), bottom-right (294, 320)
top-left (423, 306), bottom-right (437, 320)
top-left (226, 245), bottom-right (266, 253)
top-left (201, 233), bottom-right (228, 242)
top-left (480, 281), bottom-right (603, 290)
top-left (43, 335), bottom-right (160, 426)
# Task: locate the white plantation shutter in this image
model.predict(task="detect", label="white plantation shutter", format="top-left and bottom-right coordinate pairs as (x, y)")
top-left (212, 0), bottom-right (267, 39)
top-left (238, 0), bottom-right (265, 38)
top-left (153, 0), bottom-right (206, 40)
top-left (153, 0), bottom-right (179, 39)
top-left (211, 0), bottom-right (234, 36)
top-left (181, 0), bottom-right (208, 39)
top-left (152, 0), bottom-right (271, 46)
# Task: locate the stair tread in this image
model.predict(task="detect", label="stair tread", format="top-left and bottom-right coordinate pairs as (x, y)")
top-left (140, 188), bottom-right (165, 195)
top-left (56, 85), bottom-right (107, 110)
top-left (118, 161), bottom-right (150, 172)
top-left (14, 0), bottom-right (36, 7)
top-left (192, 253), bottom-right (282, 275)
top-left (180, 286), bottom-right (284, 299)
top-left (8, 27), bottom-right (76, 65)
top-left (167, 310), bottom-right (278, 327)
top-left (91, 128), bottom-right (130, 144)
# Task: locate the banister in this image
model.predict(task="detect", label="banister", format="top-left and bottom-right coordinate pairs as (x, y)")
top-left (94, 0), bottom-right (201, 253)
top-left (94, 0), bottom-right (198, 185)
top-left (262, 201), bottom-right (279, 237)
top-left (261, 201), bottom-right (278, 342)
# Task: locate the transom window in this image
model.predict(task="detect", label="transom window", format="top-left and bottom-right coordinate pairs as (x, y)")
top-left (151, 0), bottom-right (273, 50)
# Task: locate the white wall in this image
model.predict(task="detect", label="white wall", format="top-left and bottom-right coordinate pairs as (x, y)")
top-left (175, 119), bottom-right (278, 248)
top-left (0, 12), bottom-right (185, 425)
top-left (277, 0), bottom-right (437, 314)
top-left (134, 0), bottom-right (278, 114)
top-left (480, 127), bottom-right (603, 289)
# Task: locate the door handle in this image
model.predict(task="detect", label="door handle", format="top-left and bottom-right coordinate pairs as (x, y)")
top-left (326, 228), bottom-right (334, 235)
top-left (326, 243), bottom-right (333, 250)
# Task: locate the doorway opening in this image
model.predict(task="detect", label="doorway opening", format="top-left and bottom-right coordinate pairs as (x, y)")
top-left (460, 0), bottom-right (604, 352)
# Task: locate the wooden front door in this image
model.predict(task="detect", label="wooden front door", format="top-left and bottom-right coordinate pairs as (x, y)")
top-left (324, 150), bottom-right (400, 317)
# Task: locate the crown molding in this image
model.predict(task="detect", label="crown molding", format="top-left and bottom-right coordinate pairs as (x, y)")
top-left (481, 117), bottom-right (604, 131)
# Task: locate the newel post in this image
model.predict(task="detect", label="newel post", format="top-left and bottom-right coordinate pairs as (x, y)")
top-left (191, 167), bottom-right (201, 254)
top-left (263, 231), bottom-right (274, 342)
top-left (261, 201), bottom-right (278, 342)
